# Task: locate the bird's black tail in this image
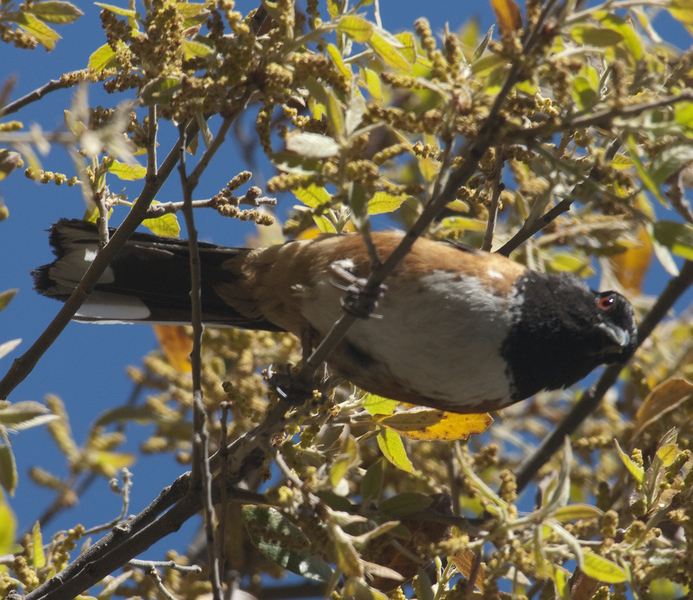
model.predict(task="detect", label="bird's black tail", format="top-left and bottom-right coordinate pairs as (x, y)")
top-left (32, 219), bottom-right (283, 331)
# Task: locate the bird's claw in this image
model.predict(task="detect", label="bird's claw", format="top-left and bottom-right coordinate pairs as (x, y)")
top-left (330, 262), bottom-right (387, 320)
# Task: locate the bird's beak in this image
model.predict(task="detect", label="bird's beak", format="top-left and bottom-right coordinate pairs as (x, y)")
top-left (598, 322), bottom-right (631, 349)
top-left (592, 322), bottom-right (634, 363)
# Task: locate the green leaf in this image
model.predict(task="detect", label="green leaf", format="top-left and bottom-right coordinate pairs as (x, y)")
top-left (94, 2), bottom-right (138, 18)
top-left (582, 551), bottom-right (628, 583)
top-left (573, 75), bottom-right (597, 110)
top-left (377, 428), bottom-right (415, 473)
top-left (370, 32), bottom-right (412, 73)
top-left (106, 160), bottom-right (147, 181)
top-left (379, 492), bottom-right (432, 518)
top-left (553, 504), bottom-right (604, 522)
top-left (272, 152), bottom-right (324, 175)
top-left (142, 212), bottom-right (181, 237)
top-left (286, 132), bottom-right (340, 159)
top-left (571, 25), bottom-right (624, 47)
top-left (293, 184), bottom-right (331, 208)
top-left (649, 144), bottom-right (693, 186)
top-left (89, 43), bottom-right (118, 72)
top-left (243, 506), bottom-right (334, 581)
top-left (614, 439), bottom-right (646, 484)
top-left (598, 12), bottom-right (643, 60)
top-left (12, 12), bottom-right (61, 50)
top-left (0, 290), bottom-right (17, 314)
top-left (27, 1), bottom-right (83, 24)
top-left (139, 76), bottom-right (182, 106)
top-left (361, 458), bottom-right (384, 501)
top-left (368, 192), bottom-right (404, 215)
top-left (675, 102), bottom-right (693, 129)
top-left (653, 221), bottom-right (693, 261)
top-left (625, 135), bottom-right (667, 206)
top-left (0, 443), bottom-right (17, 496)
top-left (338, 15), bottom-right (372, 43)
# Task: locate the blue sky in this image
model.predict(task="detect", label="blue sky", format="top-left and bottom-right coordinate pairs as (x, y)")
top-left (1, 0), bottom-right (692, 564)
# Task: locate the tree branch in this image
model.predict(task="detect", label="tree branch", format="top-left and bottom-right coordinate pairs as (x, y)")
top-left (515, 259), bottom-right (693, 493)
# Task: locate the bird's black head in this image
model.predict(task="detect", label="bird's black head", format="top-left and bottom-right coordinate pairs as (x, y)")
top-left (502, 271), bottom-right (637, 402)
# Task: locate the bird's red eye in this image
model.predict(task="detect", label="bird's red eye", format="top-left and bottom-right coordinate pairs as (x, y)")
top-left (598, 295), bottom-right (615, 310)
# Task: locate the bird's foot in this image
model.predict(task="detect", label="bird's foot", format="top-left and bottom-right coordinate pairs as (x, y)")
top-left (330, 261), bottom-right (387, 319)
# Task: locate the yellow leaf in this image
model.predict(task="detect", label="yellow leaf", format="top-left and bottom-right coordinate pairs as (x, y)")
top-left (106, 160), bottom-right (147, 181)
top-left (327, 44), bottom-right (352, 80)
top-left (32, 521), bottom-right (46, 568)
top-left (377, 428), bottom-right (415, 473)
top-left (656, 444), bottom-right (679, 467)
top-left (418, 157), bottom-right (438, 182)
top-left (313, 215), bottom-right (337, 233)
top-left (368, 192), bottom-right (404, 215)
top-left (89, 450), bottom-right (136, 478)
top-left (153, 325), bottom-right (192, 373)
top-left (394, 32), bottom-right (417, 64)
top-left (183, 39), bottom-right (212, 59)
top-left (360, 68), bottom-right (383, 102)
top-left (581, 551), bottom-right (628, 583)
top-left (370, 32), bottom-right (412, 73)
top-left (0, 489), bottom-right (17, 555)
top-left (293, 184), bottom-right (332, 207)
top-left (451, 550), bottom-right (485, 591)
top-left (489, 0), bottom-right (522, 34)
top-left (14, 12), bottom-right (61, 50)
top-left (363, 393), bottom-right (399, 416)
top-left (608, 224), bottom-right (652, 295)
top-left (142, 212), bottom-right (181, 237)
top-left (377, 408), bottom-right (492, 441)
top-left (614, 439), bottom-right (645, 484)
top-left (632, 377), bottom-right (693, 440)
top-left (441, 216), bottom-right (487, 232)
top-left (88, 43), bottom-right (117, 72)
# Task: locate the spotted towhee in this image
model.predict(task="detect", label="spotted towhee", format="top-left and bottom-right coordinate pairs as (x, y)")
top-left (33, 219), bottom-right (637, 413)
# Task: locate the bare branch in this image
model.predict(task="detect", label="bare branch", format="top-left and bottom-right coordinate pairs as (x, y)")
top-left (0, 71), bottom-right (87, 118)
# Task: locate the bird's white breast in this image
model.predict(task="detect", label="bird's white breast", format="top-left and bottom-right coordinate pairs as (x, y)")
top-left (298, 270), bottom-right (523, 409)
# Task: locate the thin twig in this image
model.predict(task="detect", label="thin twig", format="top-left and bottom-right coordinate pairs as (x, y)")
top-left (482, 148), bottom-right (503, 252)
top-left (0, 120), bottom-right (198, 400)
top-left (129, 559), bottom-right (202, 573)
top-left (515, 260), bottom-right (693, 492)
top-left (217, 403), bottom-right (231, 577)
top-left (147, 105), bottom-right (158, 177)
top-left (0, 71), bottom-right (87, 118)
top-left (144, 195), bottom-right (276, 218)
top-left (179, 122), bottom-right (222, 600)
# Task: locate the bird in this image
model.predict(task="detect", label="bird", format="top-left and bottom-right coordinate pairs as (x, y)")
top-left (33, 219), bottom-right (638, 414)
